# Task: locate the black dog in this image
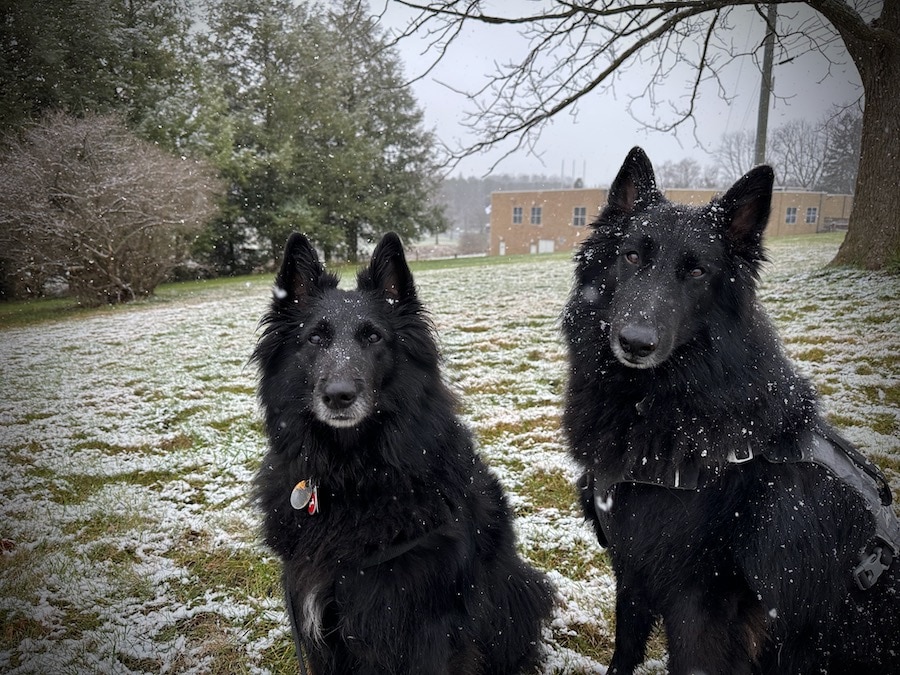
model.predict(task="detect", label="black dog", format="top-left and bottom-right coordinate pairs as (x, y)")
top-left (253, 232), bottom-right (553, 674)
top-left (562, 147), bottom-right (900, 674)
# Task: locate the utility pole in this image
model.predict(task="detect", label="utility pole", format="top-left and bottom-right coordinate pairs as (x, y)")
top-left (754, 3), bottom-right (777, 166)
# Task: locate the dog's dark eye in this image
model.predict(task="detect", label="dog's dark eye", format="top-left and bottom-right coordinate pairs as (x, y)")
top-left (624, 251), bottom-right (640, 265)
top-left (689, 267), bottom-right (705, 278)
top-left (308, 333), bottom-right (323, 345)
top-left (366, 332), bottom-right (382, 344)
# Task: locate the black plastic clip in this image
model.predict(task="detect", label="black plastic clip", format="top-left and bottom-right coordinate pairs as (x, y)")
top-left (854, 541), bottom-right (893, 591)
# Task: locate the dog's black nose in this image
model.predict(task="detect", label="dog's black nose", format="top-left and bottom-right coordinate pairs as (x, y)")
top-left (618, 325), bottom-right (658, 358)
top-left (322, 381), bottom-right (358, 410)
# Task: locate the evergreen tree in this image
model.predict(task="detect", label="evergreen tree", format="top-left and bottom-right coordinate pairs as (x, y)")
top-left (1, 0), bottom-right (119, 128)
top-left (197, 0), bottom-right (313, 270)
top-left (295, 0), bottom-right (446, 262)
top-left (113, 0), bottom-right (200, 151)
top-left (0, 0), bottom-right (195, 149)
top-left (199, 0), bottom-right (446, 265)
top-left (818, 110), bottom-right (862, 195)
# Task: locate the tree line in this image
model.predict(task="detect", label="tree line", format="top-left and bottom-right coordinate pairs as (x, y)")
top-left (0, 0), bottom-right (446, 304)
top-left (659, 109), bottom-right (861, 193)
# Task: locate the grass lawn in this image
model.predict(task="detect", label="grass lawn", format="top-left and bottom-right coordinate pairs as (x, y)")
top-left (1, 232), bottom-right (897, 673)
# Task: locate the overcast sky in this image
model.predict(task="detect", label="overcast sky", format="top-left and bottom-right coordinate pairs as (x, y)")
top-left (376, 2), bottom-right (864, 186)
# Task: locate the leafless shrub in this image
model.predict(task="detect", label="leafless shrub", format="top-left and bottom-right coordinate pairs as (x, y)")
top-left (458, 231), bottom-right (489, 255)
top-left (0, 112), bottom-right (221, 304)
top-left (655, 158), bottom-right (710, 189)
top-left (768, 119), bottom-right (828, 190)
top-left (716, 129), bottom-right (758, 184)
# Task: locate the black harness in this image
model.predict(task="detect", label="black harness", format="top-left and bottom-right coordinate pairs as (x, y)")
top-left (284, 588), bottom-right (310, 675)
top-left (589, 429), bottom-right (899, 591)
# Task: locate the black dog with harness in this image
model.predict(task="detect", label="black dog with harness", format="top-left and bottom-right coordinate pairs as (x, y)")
top-left (563, 147), bottom-right (900, 674)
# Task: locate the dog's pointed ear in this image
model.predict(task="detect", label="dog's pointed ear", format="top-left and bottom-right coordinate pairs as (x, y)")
top-left (363, 232), bottom-right (415, 302)
top-left (607, 147), bottom-right (659, 215)
top-left (275, 232), bottom-right (326, 304)
top-left (716, 165), bottom-right (774, 260)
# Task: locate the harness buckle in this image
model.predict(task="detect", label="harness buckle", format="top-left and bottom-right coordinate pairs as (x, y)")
top-left (727, 444), bottom-right (754, 464)
top-left (853, 540), bottom-right (893, 591)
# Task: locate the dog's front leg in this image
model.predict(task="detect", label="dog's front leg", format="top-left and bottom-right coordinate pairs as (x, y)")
top-left (347, 616), bottom-right (454, 675)
top-left (608, 579), bottom-right (654, 675)
top-left (340, 576), bottom-right (457, 675)
top-left (661, 586), bottom-right (760, 675)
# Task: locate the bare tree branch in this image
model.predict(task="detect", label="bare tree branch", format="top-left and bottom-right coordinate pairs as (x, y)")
top-left (389, 0), bottom-right (884, 167)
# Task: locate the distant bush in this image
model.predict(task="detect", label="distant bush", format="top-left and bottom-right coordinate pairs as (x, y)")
top-left (0, 112), bottom-right (222, 304)
top-left (458, 231), bottom-right (489, 255)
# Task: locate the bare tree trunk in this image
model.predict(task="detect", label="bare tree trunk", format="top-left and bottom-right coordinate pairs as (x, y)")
top-left (831, 5), bottom-right (900, 271)
top-left (345, 222), bottom-right (359, 264)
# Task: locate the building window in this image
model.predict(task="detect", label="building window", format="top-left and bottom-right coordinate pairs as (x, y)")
top-left (530, 206), bottom-right (542, 225)
top-left (512, 206), bottom-right (523, 224)
top-left (806, 207), bottom-right (818, 224)
top-left (573, 206), bottom-right (587, 227)
top-left (785, 207), bottom-right (797, 224)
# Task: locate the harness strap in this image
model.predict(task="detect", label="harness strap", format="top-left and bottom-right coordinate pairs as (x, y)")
top-left (284, 582), bottom-right (310, 675)
top-left (362, 522), bottom-right (453, 569)
top-left (805, 432), bottom-right (900, 590)
top-left (818, 427), bottom-right (892, 506)
top-left (589, 429), bottom-right (899, 590)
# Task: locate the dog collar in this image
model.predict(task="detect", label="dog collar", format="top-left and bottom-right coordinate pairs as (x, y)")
top-left (290, 479), bottom-right (319, 515)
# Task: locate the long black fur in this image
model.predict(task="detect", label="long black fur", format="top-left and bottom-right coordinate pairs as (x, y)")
top-left (562, 147), bottom-right (900, 674)
top-left (253, 232), bottom-right (553, 675)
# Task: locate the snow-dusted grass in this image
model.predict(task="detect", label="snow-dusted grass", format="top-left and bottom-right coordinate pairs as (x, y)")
top-left (1, 233), bottom-right (897, 674)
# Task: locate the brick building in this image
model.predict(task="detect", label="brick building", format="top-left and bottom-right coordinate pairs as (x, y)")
top-left (489, 187), bottom-right (853, 256)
